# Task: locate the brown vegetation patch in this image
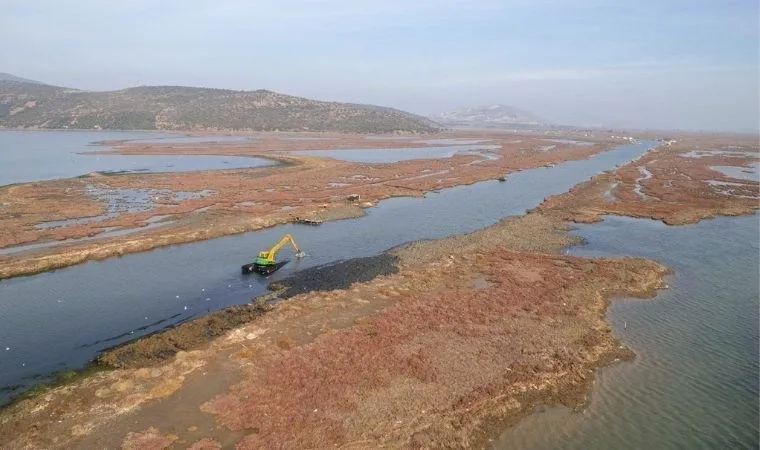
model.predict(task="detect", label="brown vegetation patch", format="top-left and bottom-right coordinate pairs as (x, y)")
top-left (0, 181), bottom-right (104, 248)
top-left (0, 131), bottom-right (614, 279)
top-left (537, 135), bottom-right (759, 224)
top-left (202, 248), bottom-right (667, 448)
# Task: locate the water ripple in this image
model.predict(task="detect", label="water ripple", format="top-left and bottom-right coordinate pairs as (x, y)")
top-left (495, 214), bottom-right (759, 450)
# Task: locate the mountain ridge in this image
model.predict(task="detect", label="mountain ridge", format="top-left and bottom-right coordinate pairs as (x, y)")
top-left (0, 75), bottom-right (439, 133)
top-left (0, 73), bottom-right (48, 85)
top-left (433, 104), bottom-right (546, 126)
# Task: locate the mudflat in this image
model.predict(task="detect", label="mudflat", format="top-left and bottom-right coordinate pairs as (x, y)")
top-left (0, 213), bottom-right (667, 449)
top-left (537, 134), bottom-right (759, 224)
top-left (0, 130), bottom-right (611, 279)
top-left (0, 131), bottom-right (756, 448)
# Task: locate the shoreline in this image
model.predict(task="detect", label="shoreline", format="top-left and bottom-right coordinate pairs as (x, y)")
top-left (1, 132), bottom-right (756, 448)
top-left (0, 212), bottom-right (669, 449)
top-left (536, 135), bottom-right (759, 224)
top-left (0, 132), bottom-right (616, 280)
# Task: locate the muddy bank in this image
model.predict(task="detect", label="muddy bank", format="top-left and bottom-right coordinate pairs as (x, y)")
top-left (392, 213), bottom-right (580, 266)
top-left (79, 215), bottom-right (567, 372)
top-left (0, 211), bottom-right (669, 449)
top-left (272, 253), bottom-right (399, 298)
top-left (98, 301), bottom-right (272, 369)
top-left (98, 253), bottom-right (399, 369)
top-left (90, 215), bottom-right (563, 378)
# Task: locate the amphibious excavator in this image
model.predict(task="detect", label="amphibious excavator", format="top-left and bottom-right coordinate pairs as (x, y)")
top-left (242, 233), bottom-right (305, 275)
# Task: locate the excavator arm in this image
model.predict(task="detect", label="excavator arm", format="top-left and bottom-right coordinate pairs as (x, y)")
top-left (258, 233), bottom-right (302, 263)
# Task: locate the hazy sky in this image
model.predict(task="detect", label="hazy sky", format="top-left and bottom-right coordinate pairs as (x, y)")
top-left (2, 0), bottom-right (758, 131)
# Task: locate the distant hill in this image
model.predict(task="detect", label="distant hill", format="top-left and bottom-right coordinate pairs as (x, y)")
top-left (0, 73), bottom-right (47, 85)
top-left (433, 104), bottom-right (546, 127)
top-left (0, 76), bottom-right (439, 133)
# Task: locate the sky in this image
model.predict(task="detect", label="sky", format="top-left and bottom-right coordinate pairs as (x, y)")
top-left (2, 0), bottom-right (758, 132)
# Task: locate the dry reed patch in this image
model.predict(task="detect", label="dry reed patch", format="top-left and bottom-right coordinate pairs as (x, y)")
top-left (538, 137), bottom-right (759, 225)
top-left (203, 249), bottom-right (667, 448)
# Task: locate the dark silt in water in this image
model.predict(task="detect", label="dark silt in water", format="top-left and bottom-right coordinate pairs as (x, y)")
top-left (0, 131), bottom-right (272, 186)
top-left (494, 214), bottom-right (759, 449)
top-left (0, 141), bottom-right (654, 404)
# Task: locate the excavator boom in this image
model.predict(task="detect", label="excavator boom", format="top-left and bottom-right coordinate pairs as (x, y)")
top-left (262, 233), bottom-right (301, 261)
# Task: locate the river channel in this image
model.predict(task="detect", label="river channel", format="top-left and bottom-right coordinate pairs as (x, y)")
top-left (2, 137), bottom-right (757, 448)
top-left (0, 140), bottom-right (653, 404)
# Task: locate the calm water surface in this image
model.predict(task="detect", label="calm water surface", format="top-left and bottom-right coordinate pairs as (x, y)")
top-left (494, 214), bottom-right (759, 449)
top-left (0, 131), bottom-right (272, 185)
top-left (0, 141), bottom-right (653, 403)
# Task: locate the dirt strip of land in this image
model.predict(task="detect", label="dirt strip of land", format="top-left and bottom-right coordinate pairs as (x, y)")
top-left (0, 131), bottom-right (616, 279)
top-left (0, 213), bottom-right (668, 449)
top-left (536, 134), bottom-right (759, 224)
